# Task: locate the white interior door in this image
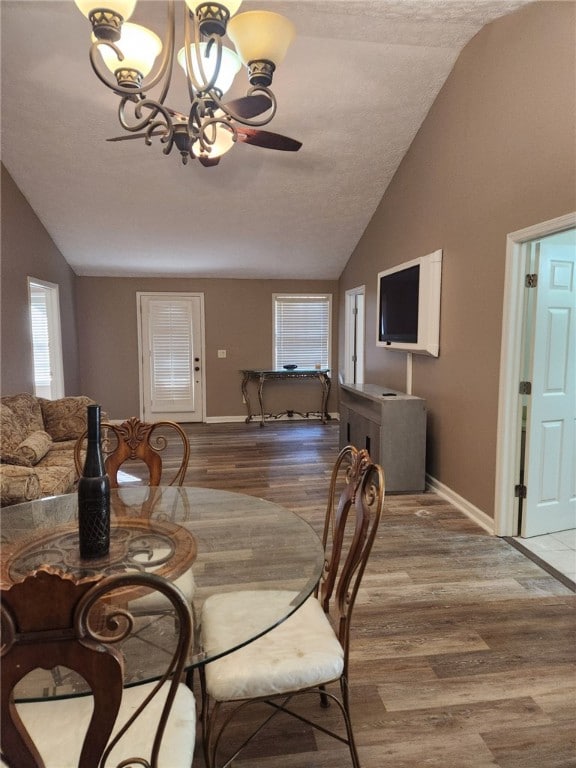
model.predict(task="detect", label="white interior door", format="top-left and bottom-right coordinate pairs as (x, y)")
top-left (522, 232), bottom-right (575, 536)
top-left (138, 293), bottom-right (205, 423)
top-left (344, 287), bottom-right (365, 384)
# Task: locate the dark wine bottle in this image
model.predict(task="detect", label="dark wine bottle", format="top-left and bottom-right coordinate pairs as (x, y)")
top-left (78, 404), bottom-right (110, 559)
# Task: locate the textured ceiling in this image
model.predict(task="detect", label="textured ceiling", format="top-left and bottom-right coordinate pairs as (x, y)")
top-left (1, 0), bottom-right (532, 279)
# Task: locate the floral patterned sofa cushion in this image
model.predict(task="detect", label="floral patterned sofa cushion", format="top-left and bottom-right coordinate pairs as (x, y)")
top-left (39, 396), bottom-right (98, 442)
top-left (14, 430), bottom-right (53, 465)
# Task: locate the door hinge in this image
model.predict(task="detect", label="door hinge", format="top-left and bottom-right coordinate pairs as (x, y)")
top-left (515, 484), bottom-right (527, 499)
top-left (525, 274), bottom-right (538, 288)
top-left (519, 381), bottom-right (532, 395)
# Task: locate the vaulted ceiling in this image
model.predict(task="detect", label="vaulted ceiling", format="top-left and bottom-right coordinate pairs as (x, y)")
top-left (1, 0), bottom-right (532, 279)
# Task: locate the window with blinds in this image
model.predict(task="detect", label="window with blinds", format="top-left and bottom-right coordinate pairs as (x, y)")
top-left (28, 279), bottom-right (64, 399)
top-left (273, 294), bottom-right (332, 370)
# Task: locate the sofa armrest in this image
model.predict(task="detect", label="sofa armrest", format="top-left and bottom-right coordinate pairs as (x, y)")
top-left (0, 465), bottom-right (41, 506)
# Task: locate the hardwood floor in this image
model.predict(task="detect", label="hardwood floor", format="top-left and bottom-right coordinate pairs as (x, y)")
top-left (169, 421), bottom-right (576, 767)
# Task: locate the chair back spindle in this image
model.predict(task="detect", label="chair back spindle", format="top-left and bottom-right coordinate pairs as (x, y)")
top-left (317, 445), bottom-right (384, 658)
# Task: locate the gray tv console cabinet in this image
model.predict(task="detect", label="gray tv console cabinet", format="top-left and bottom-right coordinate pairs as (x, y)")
top-left (339, 383), bottom-right (426, 492)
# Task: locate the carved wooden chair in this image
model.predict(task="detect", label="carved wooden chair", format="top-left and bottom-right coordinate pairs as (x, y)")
top-left (0, 567), bottom-right (196, 768)
top-left (74, 417), bottom-right (190, 488)
top-left (74, 418), bottom-right (194, 618)
top-left (199, 445), bottom-right (385, 768)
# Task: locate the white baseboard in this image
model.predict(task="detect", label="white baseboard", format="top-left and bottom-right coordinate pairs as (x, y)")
top-left (205, 416), bottom-right (246, 423)
top-left (205, 413), bottom-right (340, 424)
top-left (426, 474), bottom-right (495, 534)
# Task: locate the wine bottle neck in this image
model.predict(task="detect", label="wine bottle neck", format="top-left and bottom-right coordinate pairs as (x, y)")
top-left (86, 404), bottom-right (101, 442)
top-left (83, 404), bottom-right (105, 476)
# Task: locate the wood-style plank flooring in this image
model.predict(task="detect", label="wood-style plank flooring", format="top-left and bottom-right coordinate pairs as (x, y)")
top-left (167, 421), bottom-right (576, 768)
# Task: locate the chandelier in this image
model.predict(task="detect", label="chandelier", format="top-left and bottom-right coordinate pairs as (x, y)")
top-left (74, 0), bottom-right (300, 166)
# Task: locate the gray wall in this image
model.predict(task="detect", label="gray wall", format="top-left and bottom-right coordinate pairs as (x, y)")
top-left (75, 277), bottom-right (338, 419)
top-left (0, 177), bottom-right (338, 415)
top-left (1, 164), bottom-right (81, 396)
top-left (339, 1), bottom-right (576, 519)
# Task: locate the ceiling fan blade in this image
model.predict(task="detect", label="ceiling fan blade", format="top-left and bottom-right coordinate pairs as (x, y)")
top-left (224, 94), bottom-right (273, 120)
top-left (237, 127), bottom-right (302, 152)
top-left (198, 156), bottom-right (220, 167)
top-left (106, 133), bottom-right (149, 142)
top-left (106, 130), bottom-right (168, 142)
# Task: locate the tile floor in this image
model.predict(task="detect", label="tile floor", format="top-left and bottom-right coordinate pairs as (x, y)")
top-left (514, 528), bottom-right (576, 586)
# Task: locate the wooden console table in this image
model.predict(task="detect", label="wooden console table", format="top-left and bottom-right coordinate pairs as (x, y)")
top-left (241, 369), bottom-right (331, 426)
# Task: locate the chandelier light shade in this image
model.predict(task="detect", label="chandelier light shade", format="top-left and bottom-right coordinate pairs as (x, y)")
top-left (177, 43), bottom-right (241, 96)
top-left (75, 0), bottom-right (137, 18)
top-left (95, 23), bottom-right (162, 82)
top-left (76, 0), bottom-right (301, 166)
top-left (74, 0), bottom-right (138, 40)
top-left (184, 0), bottom-right (243, 36)
top-left (227, 11), bottom-right (296, 86)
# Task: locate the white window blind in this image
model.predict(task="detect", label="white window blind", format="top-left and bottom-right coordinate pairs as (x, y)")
top-left (273, 294), bottom-right (331, 369)
top-left (29, 285), bottom-right (52, 390)
top-left (149, 300), bottom-right (193, 404)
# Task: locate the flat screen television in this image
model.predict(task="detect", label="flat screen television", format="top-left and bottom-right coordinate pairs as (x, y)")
top-left (376, 250), bottom-right (442, 356)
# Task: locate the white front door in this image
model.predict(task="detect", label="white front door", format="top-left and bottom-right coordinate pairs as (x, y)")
top-left (522, 231), bottom-right (576, 536)
top-left (138, 293), bottom-right (205, 423)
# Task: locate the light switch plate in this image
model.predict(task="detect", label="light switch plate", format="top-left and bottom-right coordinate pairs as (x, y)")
top-left (217, 349), bottom-right (227, 358)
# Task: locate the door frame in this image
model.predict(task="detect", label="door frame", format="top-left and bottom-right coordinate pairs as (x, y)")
top-left (344, 285), bottom-right (365, 384)
top-left (494, 211), bottom-right (576, 536)
top-left (136, 291), bottom-right (206, 423)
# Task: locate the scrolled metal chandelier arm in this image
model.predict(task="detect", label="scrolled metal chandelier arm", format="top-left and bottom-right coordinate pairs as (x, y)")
top-left (183, 10), bottom-right (221, 97)
top-left (118, 97), bottom-right (174, 143)
top-left (152, 0), bottom-right (177, 107)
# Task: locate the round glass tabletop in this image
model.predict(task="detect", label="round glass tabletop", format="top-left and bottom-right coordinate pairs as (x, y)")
top-left (1, 486), bottom-right (324, 701)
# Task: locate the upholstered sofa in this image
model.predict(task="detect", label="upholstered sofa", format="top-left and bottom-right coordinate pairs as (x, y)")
top-left (0, 393), bottom-right (101, 506)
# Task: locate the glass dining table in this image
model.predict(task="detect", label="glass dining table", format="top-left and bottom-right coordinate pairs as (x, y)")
top-left (0, 486), bottom-right (325, 701)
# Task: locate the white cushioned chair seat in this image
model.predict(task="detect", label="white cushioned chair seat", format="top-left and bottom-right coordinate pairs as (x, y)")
top-left (129, 565), bottom-right (196, 613)
top-left (201, 590), bottom-right (344, 702)
top-left (11, 680), bottom-right (196, 767)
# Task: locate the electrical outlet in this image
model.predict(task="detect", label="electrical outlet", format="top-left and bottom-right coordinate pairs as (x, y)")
top-left (217, 349), bottom-right (227, 358)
